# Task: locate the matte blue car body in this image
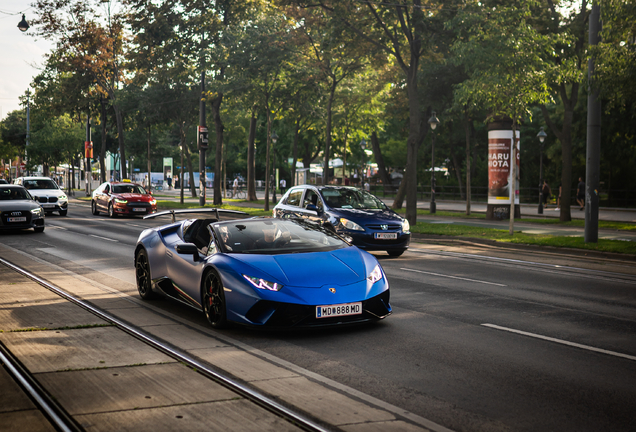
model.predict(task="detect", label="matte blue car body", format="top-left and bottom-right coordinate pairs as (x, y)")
top-left (134, 217), bottom-right (391, 328)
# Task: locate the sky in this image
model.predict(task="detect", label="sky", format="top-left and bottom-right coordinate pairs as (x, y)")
top-left (0, 1), bottom-right (54, 120)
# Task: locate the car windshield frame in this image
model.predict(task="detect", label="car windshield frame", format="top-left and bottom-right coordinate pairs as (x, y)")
top-left (0, 187), bottom-right (32, 201)
top-left (112, 184), bottom-right (147, 194)
top-left (212, 218), bottom-right (349, 255)
top-left (319, 187), bottom-right (387, 210)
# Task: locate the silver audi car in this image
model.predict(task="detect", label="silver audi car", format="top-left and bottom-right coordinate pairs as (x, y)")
top-left (0, 185), bottom-right (45, 233)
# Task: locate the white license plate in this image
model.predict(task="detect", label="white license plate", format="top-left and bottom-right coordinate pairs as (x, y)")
top-left (375, 232), bottom-right (397, 239)
top-left (316, 302), bottom-right (362, 319)
top-left (8, 217), bottom-right (27, 222)
top-left (42, 204), bottom-right (55, 208)
top-left (132, 207), bottom-right (146, 212)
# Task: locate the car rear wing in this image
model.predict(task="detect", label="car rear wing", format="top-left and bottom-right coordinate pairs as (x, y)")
top-left (143, 207), bottom-right (249, 223)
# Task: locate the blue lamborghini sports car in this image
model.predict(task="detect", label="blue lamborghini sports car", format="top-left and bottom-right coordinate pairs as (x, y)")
top-left (134, 209), bottom-right (391, 328)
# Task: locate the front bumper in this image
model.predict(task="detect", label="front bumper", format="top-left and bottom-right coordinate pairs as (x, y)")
top-left (343, 230), bottom-right (411, 252)
top-left (0, 211), bottom-right (44, 231)
top-left (242, 290), bottom-right (392, 328)
top-left (114, 203), bottom-right (157, 215)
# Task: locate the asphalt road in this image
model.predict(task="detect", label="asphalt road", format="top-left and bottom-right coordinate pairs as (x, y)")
top-left (2, 205), bottom-right (635, 432)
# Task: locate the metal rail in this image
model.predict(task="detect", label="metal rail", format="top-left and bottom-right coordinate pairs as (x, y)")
top-left (0, 343), bottom-right (83, 432)
top-left (0, 257), bottom-right (332, 432)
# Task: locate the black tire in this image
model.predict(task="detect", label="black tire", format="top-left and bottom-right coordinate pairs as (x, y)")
top-left (135, 249), bottom-right (155, 299)
top-left (108, 203), bottom-right (116, 218)
top-left (91, 201), bottom-right (99, 215)
top-left (387, 250), bottom-right (405, 257)
top-left (34, 226), bottom-right (44, 233)
top-left (202, 270), bottom-right (227, 329)
top-left (59, 209), bottom-right (67, 216)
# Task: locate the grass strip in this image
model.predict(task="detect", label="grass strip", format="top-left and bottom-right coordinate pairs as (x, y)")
top-left (411, 222), bottom-right (636, 255)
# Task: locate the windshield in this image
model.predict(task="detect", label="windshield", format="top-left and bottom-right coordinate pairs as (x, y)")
top-left (320, 188), bottom-right (386, 210)
top-left (113, 184), bottom-right (146, 194)
top-left (0, 187), bottom-right (31, 200)
top-left (213, 219), bottom-right (348, 254)
top-left (23, 179), bottom-right (58, 190)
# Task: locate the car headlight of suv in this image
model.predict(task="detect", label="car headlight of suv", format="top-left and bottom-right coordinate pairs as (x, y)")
top-left (243, 275), bottom-right (283, 291)
top-left (114, 198), bottom-right (128, 204)
top-left (149, 199), bottom-right (157, 205)
top-left (31, 208), bottom-right (43, 217)
top-left (402, 218), bottom-right (410, 233)
top-left (368, 264), bottom-right (384, 284)
top-left (340, 218), bottom-right (364, 231)
top-left (59, 194), bottom-right (67, 201)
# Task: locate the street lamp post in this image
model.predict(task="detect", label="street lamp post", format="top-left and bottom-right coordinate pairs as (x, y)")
top-left (271, 131), bottom-right (278, 204)
top-left (537, 127), bottom-right (547, 214)
top-left (428, 111), bottom-right (440, 214)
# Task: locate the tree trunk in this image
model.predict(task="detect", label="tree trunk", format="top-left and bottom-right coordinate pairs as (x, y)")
top-left (291, 118), bottom-right (300, 186)
top-left (100, 98), bottom-right (107, 184)
top-left (451, 151), bottom-right (464, 199)
top-left (113, 104), bottom-right (127, 180)
top-left (509, 120), bottom-right (518, 235)
top-left (147, 125), bottom-right (151, 193)
top-left (392, 168), bottom-right (407, 209)
top-left (465, 111), bottom-right (472, 215)
top-left (183, 142), bottom-right (197, 198)
top-left (405, 67), bottom-right (421, 225)
top-left (212, 94), bottom-right (224, 205)
top-left (370, 131), bottom-right (391, 191)
top-left (247, 109), bottom-right (257, 201)
top-left (264, 99), bottom-right (272, 212)
top-left (322, 80), bottom-right (337, 185)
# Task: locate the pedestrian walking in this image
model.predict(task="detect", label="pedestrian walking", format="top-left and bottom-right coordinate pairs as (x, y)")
top-left (233, 176), bottom-right (239, 197)
top-left (542, 180), bottom-right (552, 209)
top-left (280, 178), bottom-right (286, 195)
top-left (576, 177), bottom-right (585, 210)
top-left (555, 184), bottom-right (561, 210)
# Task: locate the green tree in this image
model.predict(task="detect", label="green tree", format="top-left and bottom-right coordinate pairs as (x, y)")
top-left (451, 2), bottom-right (556, 234)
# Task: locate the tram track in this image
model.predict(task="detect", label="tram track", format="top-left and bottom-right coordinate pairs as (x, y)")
top-left (0, 256), bottom-right (333, 432)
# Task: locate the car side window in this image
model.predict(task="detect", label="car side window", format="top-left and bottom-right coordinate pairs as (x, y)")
top-left (303, 189), bottom-right (323, 211)
top-left (104, 184), bottom-right (110, 194)
top-left (285, 189), bottom-right (303, 207)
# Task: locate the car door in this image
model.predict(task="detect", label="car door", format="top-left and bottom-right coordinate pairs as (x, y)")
top-left (275, 187), bottom-right (305, 219)
top-left (300, 188), bottom-right (327, 225)
top-left (167, 221), bottom-right (210, 307)
top-left (97, 184), bottom-right (110, 211)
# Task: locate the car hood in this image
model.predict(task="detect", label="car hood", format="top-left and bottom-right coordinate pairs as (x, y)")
top-left (27, 189), bottom-right (65, 197)
top-left (115, 193), bottom-right (153, 201)
top-left (0, 200), bottom-right (40, 211)
top-left (329, 208), bottom-right (404, 222)
top-left (230, 246), bottom-right (366, 288)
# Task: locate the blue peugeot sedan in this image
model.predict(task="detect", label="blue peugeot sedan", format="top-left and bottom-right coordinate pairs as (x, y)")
top-left (273, 185), bottom-right (410, 257)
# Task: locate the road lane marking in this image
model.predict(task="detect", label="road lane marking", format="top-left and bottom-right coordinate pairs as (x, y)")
top-left (400, 268), bottom-right (506, 286)
top-left (482, 324), bottom-right (636, 362)
top-left (89, 234), bottom-right (118, 242)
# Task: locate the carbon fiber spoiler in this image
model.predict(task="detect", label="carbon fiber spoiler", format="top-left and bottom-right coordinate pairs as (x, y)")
top-left (143, 207), bottom-right (249, 223)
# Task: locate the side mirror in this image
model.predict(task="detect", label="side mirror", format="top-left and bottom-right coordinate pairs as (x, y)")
top-left (305, 204), bottom-right (320, 213)
top-left (176, 243), bottom-right (200, 260)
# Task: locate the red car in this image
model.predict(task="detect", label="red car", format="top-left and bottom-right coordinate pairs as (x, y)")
top-left (91, 181), bottom-right (157, 217)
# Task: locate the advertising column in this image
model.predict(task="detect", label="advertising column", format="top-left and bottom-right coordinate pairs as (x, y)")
top-left (487, 119), bottom-right (520, 220)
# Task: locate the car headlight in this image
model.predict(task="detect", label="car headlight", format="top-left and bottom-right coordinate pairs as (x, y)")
top-left (243, 275), bottom-right (283, 291)
top-left (115, 198), bottom-right (128, 204)
top-left (59, 195), bottom-right (67, 201)
top-left (149, 199), bottom-right (156, 205)
top-left (31, 208), bottom-right (43, 217)
top-left (402, 218), bottom-right (410, 233)
top-left (340, 218), bottom-right (364, 231)
top-left (368, 264), bottom-right (383, 284)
